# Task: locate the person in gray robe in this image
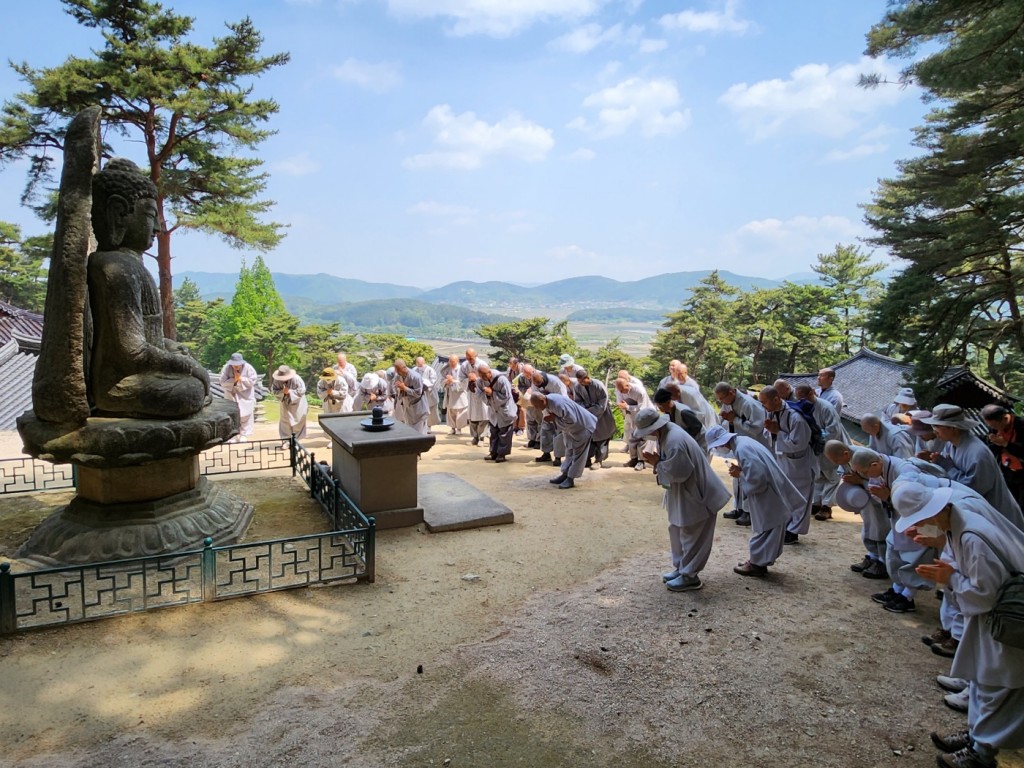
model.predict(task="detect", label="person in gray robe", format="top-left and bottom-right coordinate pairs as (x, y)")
top-left (759, 386), bottom-right (815, 544)
top-left (665, 380), bottom-right (717, 430)
top-left (475, 364), bottom-right (517, 461)
top-left (862, 413), bottom-right (915, 459)
top-left (615, 374), bottom-right (653, 468)
top-left (316, 367), bottom-right (348, 415)
top-left (892, 483), bottom-right (1024, 768)
top-left (883, 386), bottom-right (918, 424)
top-left (459, 348), bottom-right (490, 446)
top-left (924, 404), bottom-right (1023, 525)
top-left (714, 382), bottom-right (769, 525)
top-left (515, 363), bottom-right (541, 448)
top-left (573, 368), bottom-right (615, 468)
top-left (655, 388), bottom-right (706, 450)
top-left (532, 392), bottom-right (596, 489)
top-left (531, 370), bottom-right (568, 464)
top-left (558, 353), bottom-right (584, 381)
top-left (353, 371), bottom-right (391, 413)
top-left (270, 365), bottom-right (308, 440)
top-left (440, 355), bottom-right (469, 433)
top-left (219, 352), bottom-right (258, 442)
top-left (795, 383), bottom-right (850, 521)
top-left (393, 358), bottom-right (430, 435)
top-left (414, 356), bottom-right (440, 427)
top-left (909, 409), bottom-right (948, 457)
top-left (815, 367), bottom-right (845, 416)
top-left (636, 409), bottom-right (730, 591)
top-left (706, 425), bottom-right (799, 577)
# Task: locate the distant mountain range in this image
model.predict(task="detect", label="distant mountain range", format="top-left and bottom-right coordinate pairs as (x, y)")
top-left (177, 269), bottom-right (815, 314)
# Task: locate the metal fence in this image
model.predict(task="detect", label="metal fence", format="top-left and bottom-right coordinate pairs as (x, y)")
top-left (0, 436), bottom-right (375, 634)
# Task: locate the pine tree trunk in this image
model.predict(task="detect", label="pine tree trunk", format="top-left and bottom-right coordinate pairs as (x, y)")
top-left (157, 229), bottom-right (176, 340)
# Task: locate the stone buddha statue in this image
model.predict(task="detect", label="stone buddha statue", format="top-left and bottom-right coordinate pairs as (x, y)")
top-left (86, 158), bottom-right (210, 418)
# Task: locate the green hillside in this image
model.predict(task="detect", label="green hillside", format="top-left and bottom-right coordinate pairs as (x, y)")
top-left (566, 307), bottom-right (667, 323)
top-left (178, 271), bottom-right (422, 303)
top-left (286, 297), bottom-right (514, 337)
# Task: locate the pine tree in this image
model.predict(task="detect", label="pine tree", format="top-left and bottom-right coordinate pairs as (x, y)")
top-left (0, 221), bottom-right (49, 311)
top-left (811, 244), bottom-right (886, 356)
top-left (0, 0), bottom-right (289, 338)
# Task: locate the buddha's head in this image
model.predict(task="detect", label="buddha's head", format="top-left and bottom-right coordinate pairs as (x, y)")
top-left (92, 158), bottom-right (159, 252)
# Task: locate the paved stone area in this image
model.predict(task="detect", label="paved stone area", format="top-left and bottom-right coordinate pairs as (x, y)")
top-left (420, 471), bottom-right (514, 532)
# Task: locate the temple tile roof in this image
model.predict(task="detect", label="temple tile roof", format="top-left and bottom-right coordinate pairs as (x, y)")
top-left (0, 338), bottom-right (38, 430)
top-left (0, 300), bottom-right (43, 346)
top-left (777, 347), bottom-right (1016, 426)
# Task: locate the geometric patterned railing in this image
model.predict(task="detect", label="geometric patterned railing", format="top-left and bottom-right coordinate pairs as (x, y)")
top-left (0, 439), bottom-right (293, 497)
top-left (0, 434), bottom-right (376, 634)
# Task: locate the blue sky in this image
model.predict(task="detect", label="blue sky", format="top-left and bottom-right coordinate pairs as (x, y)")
top-left (0, 0), bottom-right (928, 288)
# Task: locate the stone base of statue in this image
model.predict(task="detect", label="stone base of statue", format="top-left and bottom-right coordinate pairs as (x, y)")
top-left (15, 476), bottom-right (254, 568)
top-left (15, 399), bottom-right (253, 567)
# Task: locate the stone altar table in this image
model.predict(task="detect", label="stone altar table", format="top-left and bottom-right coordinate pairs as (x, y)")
top-left (319, 414), bottom-right (436, 529)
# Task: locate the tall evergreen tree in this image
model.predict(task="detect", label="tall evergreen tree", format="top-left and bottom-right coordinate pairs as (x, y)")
top-left (811, 244), bottom-right (886, 356)
top-left (0, 0), bottom-right (289, 338)
top-left (863, 0), bottom-right (1024, 395)
top-left (0, 221), bottom-right (48, 311)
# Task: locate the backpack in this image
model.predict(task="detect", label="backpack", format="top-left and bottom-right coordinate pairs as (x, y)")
top-left (785, 400), bottom-right (825, 455)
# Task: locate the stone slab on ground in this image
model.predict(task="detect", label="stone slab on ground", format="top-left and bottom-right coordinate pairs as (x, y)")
top-left (420, 471), bottom-right (514, 532)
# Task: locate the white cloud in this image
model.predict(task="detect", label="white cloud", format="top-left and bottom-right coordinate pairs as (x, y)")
top-left (407, 201), bottom-right (478, 217)
top-left (823, 143), bottom-right (888, 163)
top-left (722, 214), bottom-right (870, 272)
top-left (550, 22), bottom-right (645, 53)
top-left (333, 58), bottom-right (403, 92)
top-left (570, 77), bottom-right (691, 138)
top-left (549, 244), bottom-right (598, 261)
top-left (566, 148), bottom-right (596, 162)
top-left (404, 105), bottom-right (555, 170)
top-left (384, 0), bottom-right (602, 37)
top-left (638, 38), bottom-right (668, 53)
top-left (720, 56), bottom-right (908, 140)
top-left (736, 215), bottom-right (859, 240)
top-left (285, 0), bottom-right (321, 5)
top-left (271, 152), bottom-right (320, 176)
top-left (659, 0), bottom-right (750, 34)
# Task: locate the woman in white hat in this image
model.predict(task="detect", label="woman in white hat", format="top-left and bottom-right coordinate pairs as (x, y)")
top-left (219, 352), bottom-right (258, 442)
top-left (924, 404), bottom-right (1022, 525)
top-left (270, 365), bottom-right (308, 439)
top-left (884, 386), bottom-right (918, 424)
top-left (353, 371), bottom-right (392, 413)
top-left (892, 482), bottom-right (1024, 768)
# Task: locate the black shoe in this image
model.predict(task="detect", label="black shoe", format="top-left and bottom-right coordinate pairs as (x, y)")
top-left (936, 746), bottom-right (996, 768)
top-left (623, 458), bottom-right (639, 468)
top-left (723, 508), bottom-right (742, 520)
top-left (871, 587), bottom-right (898, 605)
top-left (484, 454), bottom-right (496, 461)
top-left (494, 456), bottom-right (506, 463)
top-left (862, 559), bottom-right (889, 579)
top-left (922, 627), bottom-right (952, 647)
top-left (549, 473), bottom-right (568, 484)
top-left (783, 531), bottom-right (799, 545)
top-left (735, 513), bottom-right (751, 527)
top-left (557, 478), bottom-right (575, 489)
top-left (931, 730), bottom-right (972, 754)
top-left (813, 506), bottom-right (832, 521)
top-left (585, 458), bottom-right (593, 469)
top-left (931, 637), bottom-right (960, 658)
top-left (883, 594), bottom-right (916, 613)
top-left (527, 440), bottom-right (539, 449)
top-left (471, 439), bottom-right (479, 446)
top-left (850, 555), bottom-right (873, 573)
top-left (553, 457), bottom-right (562, 466)
top-left (534, 452), bottom-right (552, 463)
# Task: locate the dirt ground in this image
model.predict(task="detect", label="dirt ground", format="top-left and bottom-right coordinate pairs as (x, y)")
top-left (0, 419), bottom-right (1021, 768)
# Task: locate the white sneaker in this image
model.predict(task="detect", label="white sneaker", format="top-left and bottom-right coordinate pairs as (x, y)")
top-left (944, 688), bottom-right (969, 713)
top-left (936, 674), bottom-right (968, 693)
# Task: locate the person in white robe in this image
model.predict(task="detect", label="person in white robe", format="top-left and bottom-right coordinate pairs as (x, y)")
top-left (393, 358), bottom-right (430, 435)
top-left (414, 356), bottom-right (440, 427)
top-left (440, 355), bottom-right (468, 433)
top-left (476, 364), bottom-right (517, 461)
top-left (333, 353), bottom-right (358, 413)
top-left (706, 425), bottom-right (799, 577)
top-left (532, 392), bottom-right (596, 488)
top-left (923, 404), bottom-right (1023, 524)
top-left (615, 374), bottom-right (653, 468)
top-left (530, 370), bottom-right (568, 464)
top-left (270, 365), bottom-right (308, 439)
top-left (759, 386), bottom-right (815, 544)
top-left (862, 414), bottom-right (915, 458)
top-left (795, 383), bottom-right (850, 521)
top-left (353, 371), bottom-right (391, 413)
top-left (635, 408), bottom-right (730, 592)
top-left (558, 353), bottom-right (584, 381)
top-left (892, 483), bottom-right (1024, 768)
top-left (714, 382), bottom-right (769, 525)
top-left (219, 352), bottom-right (258, 442)
top-left (316, 367), bottom-right (348, 415)
top-left (459, 348), bottom-right (490, 446)
top-left (573, 368), bottom-right (615, 468)
top-left (658, 360), bottom-right (702, 393)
